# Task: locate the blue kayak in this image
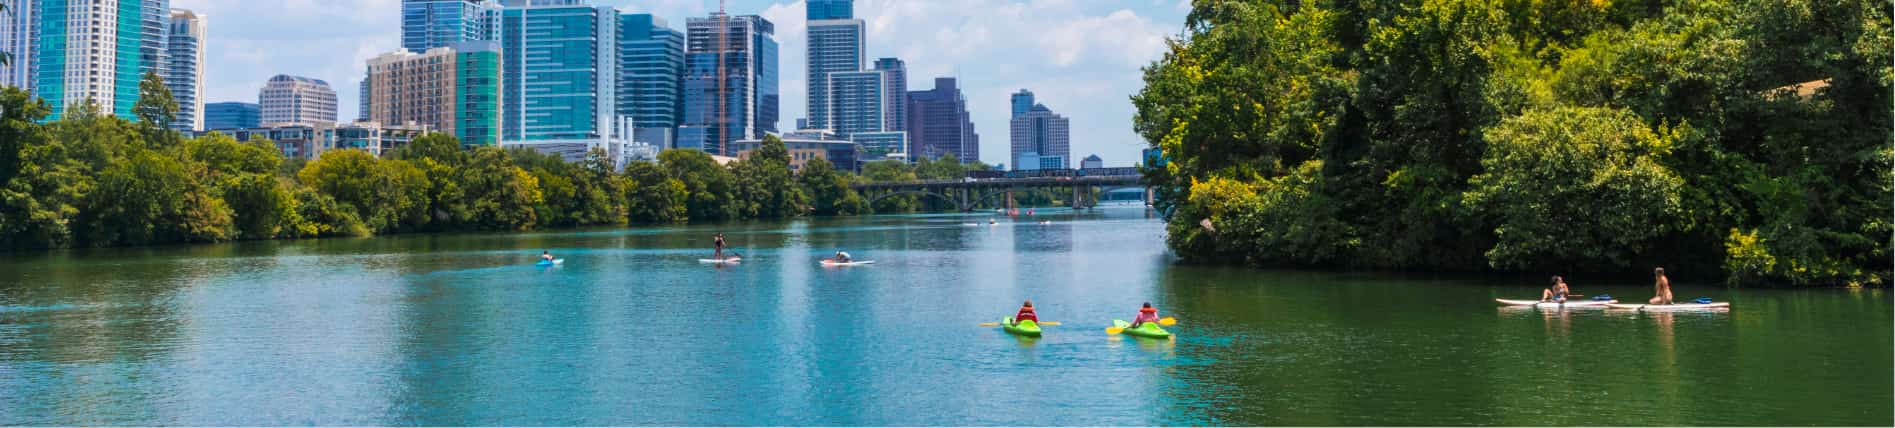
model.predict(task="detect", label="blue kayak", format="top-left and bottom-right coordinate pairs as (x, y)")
top-left (536, 259), bottom-right (564, 266)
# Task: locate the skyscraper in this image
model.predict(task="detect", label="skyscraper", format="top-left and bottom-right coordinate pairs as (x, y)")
top-left (804, 0), bottom-right (861, 131)
top-left (204, 101), bottom-right (259, 130)
top-left (907, 77), bottom-right (978, 162)
top-left (873, 57), bottom-right (905, 133)
top-left (165, 9), bottom-right (204, 131)
top-left (365, 42), bottom-right (500, 145)
top-left (1010, 104), bottom-right (1069, 170)
top-left (827, 70), bottom-right (882, 136)
top-left (402, 0), bottom-right (499, 52)
top-left (499, 2), bottom-right (616, 142)
top-left (617, 13), bottom-right (683, 147)
top-left (34, 0), bottom-right (172, 121)
top-left (0, 0), bottom-right (34, 91)
top-left (259, 75), bottom-right (338, 125)
top-left (1010, 89), bottom-right (1034, 119)
top-left (681, 13), bottom-right (776, 155)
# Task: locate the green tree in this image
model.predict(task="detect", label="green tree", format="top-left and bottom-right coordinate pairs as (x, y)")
top-left (799, 157), bottom-right (866, 216)
top-left (460, 147), bottom-right (541, 230)
top-left (296, 149), bottom-right (430, 233)
top-left (658, 149), bottom-right (737, 221)
top-left (861, 160), bottom-right (920, 213)
top-left (622, 160), bottom-right (687, 224)
top-left (133, 71), bottom-right (180, 148)
top-left (732, 136), bottom-right (806, 219)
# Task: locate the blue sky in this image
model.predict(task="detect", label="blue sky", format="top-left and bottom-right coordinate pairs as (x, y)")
top-left (169, 0), bottom-right (1189, 167)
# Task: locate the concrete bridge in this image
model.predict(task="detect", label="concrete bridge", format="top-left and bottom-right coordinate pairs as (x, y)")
top-left (851, 175), bottom-right (1149, 212)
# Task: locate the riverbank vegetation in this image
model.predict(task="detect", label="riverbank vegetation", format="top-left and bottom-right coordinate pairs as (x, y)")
top-left (1133, 0), bottom-right (1891, 286)
top-left (0, 75), bottom-right (902, 251)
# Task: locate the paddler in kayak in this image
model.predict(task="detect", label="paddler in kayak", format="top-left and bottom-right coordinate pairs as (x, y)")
top-left (1012, 300), bottom-right (1038, 326)
top-left (712, 232), bottom-right (728, 260)
top-left (1128, 302), bottom-right (1160, 328)
top-left (540, 250), bottom-right (555, 262)
top-left (1648, 267), bottom-right (1673, 305)
top-left (1540, 275), bottom-right (1572, 302)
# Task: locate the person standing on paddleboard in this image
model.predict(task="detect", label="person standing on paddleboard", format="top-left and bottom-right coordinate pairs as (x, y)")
top-left (1541, 275), bottom-right (1572, 302)
top-left (1649, 267), bottom-right (1673, 305)
top-left (1013, 300), bottom-right (1038, 326)
top-left (713, 233), bottom-right (727, 260)
top-left (1129, 303), bottom-right (1160, 328)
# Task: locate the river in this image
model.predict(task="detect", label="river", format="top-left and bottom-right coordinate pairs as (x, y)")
top-left (0, 206), bottom-right (1888, 425)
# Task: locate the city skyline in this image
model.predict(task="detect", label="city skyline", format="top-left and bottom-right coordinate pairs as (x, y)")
top-left (165, 0), bottom-right (1182, 167)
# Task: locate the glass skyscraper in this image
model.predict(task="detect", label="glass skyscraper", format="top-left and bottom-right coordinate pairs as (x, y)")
top-left (35, 0), bottom-right (171, 121)
top-left (681, 13), bottom-right (775, 155)
top-left (402, 0), bottom-right (499, 52)
top-left (906, 77), bottom-right (978, 162)
top-left (500, 3), bottom-right (616, 142)
top-left (165, 9), bottom-right (204, 131)
top-left (804, 0), bottom-right (860, 130)
top-left (1010, 104), bottom-right (1070, 170)
top-left (827, 70), bottom-right (882, 136)
top-left (617, 13), bottom-right (683, 146)
top-left (873, 57), bottom-right (905, 133)
top-left (204, 101), bottom-right (259, 130)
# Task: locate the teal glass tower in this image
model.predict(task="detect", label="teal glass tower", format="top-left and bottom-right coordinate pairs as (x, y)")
top-left (617, 13), bottom-right (684, 146)
top-left (500, 2), bottom-right (617, 142)
top-left (680, 13), bottom-right (776, 155)
top-left (403, 0), bottom-right (499, 52)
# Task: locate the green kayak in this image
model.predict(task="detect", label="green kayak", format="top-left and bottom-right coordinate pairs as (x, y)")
top-left (1003, 317), bottom-right (1042, 337)
top-left (1113, 319), bottom-right (1171, 339)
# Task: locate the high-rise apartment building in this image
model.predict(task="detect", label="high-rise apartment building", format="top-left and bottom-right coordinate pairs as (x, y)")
top-left (259, 74), bottom-right (339, 125)
top-left (680, 13), bottom-right (776, 155)
top-left (499, 2), bottom-right (616, 142)
top-left (873, 57), bottom-right (905, 133)
top-left (0, 0), bottom-right (34, 91)
top-left (906, 77), bottom-right (978, 162)
top-left (365, 42), bottom-right (500, 146)
top-left (617, 13), bottom-right (683, 147)
top-left (827, 69), bottom-right (882, 136)
top-left (34, 0), bottom-right (172, 121)
top-left (1010, 104), bottom-right (1069, 170)
top-left (165, 9), bottom-right (204, 131)
top-left (402, 0), bottom-right (499, 52)
top-left (204, 101), bottom-right (259, 130)
top-left (804, 0), bottom-right (860, 131)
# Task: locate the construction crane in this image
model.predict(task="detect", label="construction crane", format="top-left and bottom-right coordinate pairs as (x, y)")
top-left (715, 0), bottom-right (728, 155)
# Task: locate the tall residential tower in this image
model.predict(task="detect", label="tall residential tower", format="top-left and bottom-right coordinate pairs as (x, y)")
top-left (804, 0), bottom-right (860, 131)
top-left (907, 77), bottom-right (978, 162)
top-left (34, 0), bottom-right (172, 120)
top-left (1010, 104), bottom-right (1070, 170)
top-left (401, 0), bottom-right (499, 52)
top-left (259, 75), bottom-right (338, 125)
top-left (0, 0), bottom-right (34, 91)
top-left (498, 2), bottom-right (616, 143)
top-left (165, 9), bottom-right (204, 131)
top-left (616, 13), bottom-right (684, 147)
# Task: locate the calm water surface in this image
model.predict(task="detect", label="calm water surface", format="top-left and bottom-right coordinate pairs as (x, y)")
top-left (0, 207), bottom-right (1889, 425)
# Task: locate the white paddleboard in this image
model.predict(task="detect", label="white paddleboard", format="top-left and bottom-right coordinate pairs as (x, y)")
top-left (1496, 298), bottom-right (1615, 307)
top-left (821, 260), bottom-right (876, 266)
top-left (1606, 302), bottom-right (1730, 310)
top-left (699, 258), bottom-right (741, 264)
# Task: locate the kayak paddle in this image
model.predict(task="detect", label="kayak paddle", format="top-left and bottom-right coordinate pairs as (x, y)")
top-left (980, 321), bottom-right (1061, 327)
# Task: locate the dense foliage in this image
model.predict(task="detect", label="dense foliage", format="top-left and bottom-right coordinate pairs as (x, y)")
top-left (1135, 0), bottom-right (1892, 286)
top-left (0, 83), bottom-right (893, 250)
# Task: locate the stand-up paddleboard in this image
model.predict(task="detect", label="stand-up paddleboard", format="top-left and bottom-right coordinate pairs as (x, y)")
top-left (699, 257), bottom-right (742, 264)
top-left (535, 259), bottom-right (564, 266)
top-left (1496, 298), bottom-right (1616, 307)
top-left (820, 259), bottom-right (875, 266)
top-left (1606, 302), bottom-right (1730, 311)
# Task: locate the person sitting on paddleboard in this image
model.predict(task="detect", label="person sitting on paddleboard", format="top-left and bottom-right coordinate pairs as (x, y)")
top-left (541, 250), bottom-right (554, 262)
top-left (1013, 300), bottom-right (1038, 325)
top-left (834, 251), bottom-right (851, 263)
top-left (1649, 267), bottom-right (1673, 305)
top-left (1541, 275), bottom-right (1571, 302)
top-left (713, 233), bottom-right (727, 260)
top-left (1129, 302), bottom-right (1160, 328)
